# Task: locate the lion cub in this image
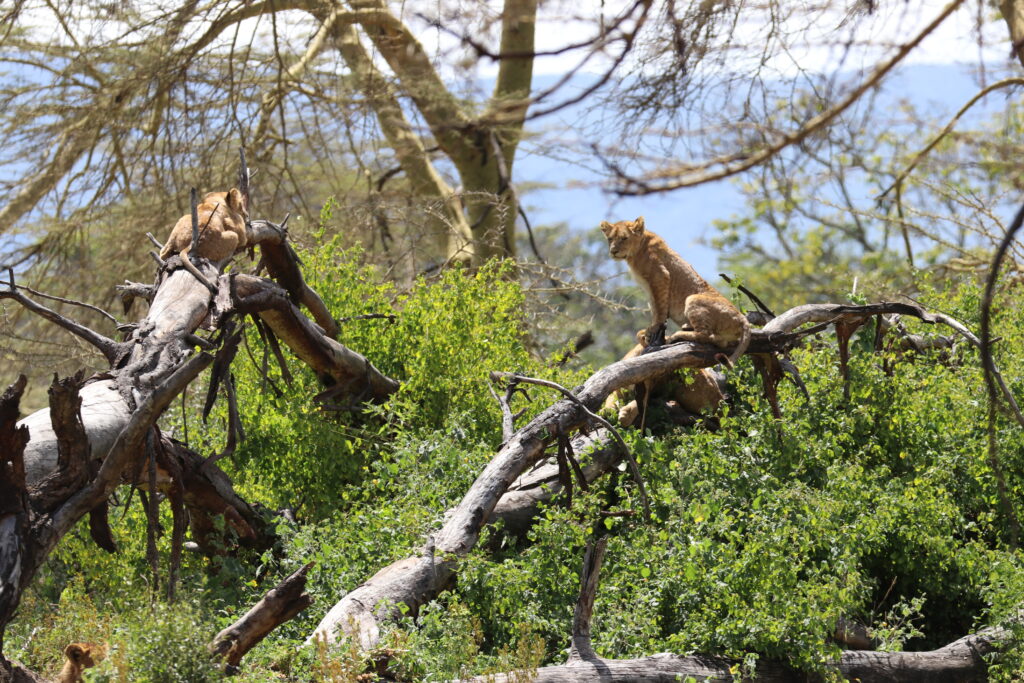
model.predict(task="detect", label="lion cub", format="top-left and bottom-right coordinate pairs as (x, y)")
top-left (600, 216), bottom-right (750, 366)
top-left (603, 330), bottom-right (725, 427)
top-left (160, 188), bottom-right (249, 263)
top-left (59, 643), bottom-right (98, 683)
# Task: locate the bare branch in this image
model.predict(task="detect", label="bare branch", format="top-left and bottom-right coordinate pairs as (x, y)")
top-left (489, 371), bottom-right (650, 521)
top-left (0, 277), bottom-right (123, 365)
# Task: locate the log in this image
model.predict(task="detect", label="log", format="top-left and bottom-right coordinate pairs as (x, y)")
top-left (467, 627), bottom-right (1000, 682)
top-left (468, 535), bottom-right (1001, 683)
top-left (211, 563), bottom-right (314, 669)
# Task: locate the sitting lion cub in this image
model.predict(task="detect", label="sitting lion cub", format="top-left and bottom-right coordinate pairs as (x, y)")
top-left (160, 188), bottom-right (249, 263)
top-left (600, 216), bottom-right (750, 366)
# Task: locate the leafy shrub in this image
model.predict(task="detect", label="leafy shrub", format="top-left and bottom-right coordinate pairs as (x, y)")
top-left (88, 602), bottom-right (221, 683)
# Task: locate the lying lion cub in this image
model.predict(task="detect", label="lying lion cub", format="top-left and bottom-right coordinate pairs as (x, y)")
top-left (160, 188), bottom-right (249, 263)
top-left (603, 330), bottom-right (725, 427)
top-left (600, 216), bottom-right (750, 366)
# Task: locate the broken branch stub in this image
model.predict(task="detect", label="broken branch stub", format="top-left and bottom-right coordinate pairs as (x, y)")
top-left (211, 562), bottom-right (314, 670)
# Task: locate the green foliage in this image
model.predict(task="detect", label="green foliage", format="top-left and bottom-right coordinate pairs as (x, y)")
top-left (226, 208), bottom-right (577, 517)
top-left (9, 247), bottom-right (1024, 680)
top-left (88, 602), bottom-right (221, 683)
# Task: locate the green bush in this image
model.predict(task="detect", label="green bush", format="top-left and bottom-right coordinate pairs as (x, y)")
top-left (9, 248), bottom-right (1024, 680)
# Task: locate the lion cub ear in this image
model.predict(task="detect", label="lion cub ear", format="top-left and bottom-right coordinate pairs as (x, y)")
top-left (631, 216), bottom-right (645, 233)
top-left (599, 220), bottom-right (613, 235)
top-left (226, 187), bottom-right (246, 214)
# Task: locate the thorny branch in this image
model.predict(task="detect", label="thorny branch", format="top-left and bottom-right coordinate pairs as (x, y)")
top-left (612, 0), bottom-right (966, 195)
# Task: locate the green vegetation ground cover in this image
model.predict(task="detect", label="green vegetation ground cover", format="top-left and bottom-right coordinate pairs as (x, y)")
top-left (6, 239), bottom-right (1024, 681)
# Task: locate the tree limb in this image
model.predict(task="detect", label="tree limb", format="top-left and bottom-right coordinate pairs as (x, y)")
top-left (614, 0), bottom-right (966, 195)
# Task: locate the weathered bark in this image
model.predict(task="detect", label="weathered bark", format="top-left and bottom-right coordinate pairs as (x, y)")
top-left (1, 190), bottom-right (399, 673)
top-left (247, 220), bottom-right (339, 339)
top-left (469, 627), bottom-right (1002, 682)
top-left (211, 563), bottom-right (314, 669)
top-left (566, 538), bottom-right (607, 663)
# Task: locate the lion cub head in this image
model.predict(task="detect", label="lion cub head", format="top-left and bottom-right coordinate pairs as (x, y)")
top-left (59, 642), bottom-right (100, 683)
top-left (599, 216), bottom-right (646, 260)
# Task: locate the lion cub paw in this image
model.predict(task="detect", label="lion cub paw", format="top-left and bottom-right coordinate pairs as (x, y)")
top-left (617, 401), bottom-right (639, 427)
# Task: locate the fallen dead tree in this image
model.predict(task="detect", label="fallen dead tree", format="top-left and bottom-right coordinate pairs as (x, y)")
top-left (310, 299), bottom-right (1022, 682)
top-left (0, 154), bottom-right (398, 680)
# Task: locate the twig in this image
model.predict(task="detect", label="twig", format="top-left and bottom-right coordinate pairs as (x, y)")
top-left (489, 371), bottom-right (650, 521)
top-left (0, 271), bottom-right (123, 364)
top-left (879, 78), bottom-right (1024, 200)
top-left (486, 378), bottom-right (516, 444)
top-left (146, 232), bottom-right (164, 250)
top-left (719, 273), bottom-right (775, 317)
top-left (614, 0), bottom-right (966, 195)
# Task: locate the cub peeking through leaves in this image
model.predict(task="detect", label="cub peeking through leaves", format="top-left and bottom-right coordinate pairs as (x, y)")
top-left (159, 188), bottom-right (249, 263)
top-left (58, 642), bottom-right (99, 683)
top-left (600, 216), bottom-right (750, 367)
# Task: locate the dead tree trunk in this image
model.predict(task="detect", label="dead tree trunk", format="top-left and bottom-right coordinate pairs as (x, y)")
top-left (0, 161), bottom-right (398, 678)
top-left (211, 563), bottom-right (314, 671)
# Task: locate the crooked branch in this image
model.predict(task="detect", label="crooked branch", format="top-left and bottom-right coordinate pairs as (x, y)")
top-left (0, 274), bottom-right (123, 365)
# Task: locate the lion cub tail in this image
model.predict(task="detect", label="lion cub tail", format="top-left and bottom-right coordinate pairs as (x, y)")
top-left (726, 319), bottom-right (752, 367)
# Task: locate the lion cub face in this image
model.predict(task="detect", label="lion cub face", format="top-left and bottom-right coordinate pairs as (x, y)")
top-left (599, 217), bottom-right (646, 260)
top-left (60, 642), bottom-right (99, 683)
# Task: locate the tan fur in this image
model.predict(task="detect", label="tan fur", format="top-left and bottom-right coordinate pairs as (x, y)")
top-left (600, 216), bottom-right (751, 367)
top-left (602, 331), bottom-right (725, 427)
top-left (58, 643), bottom-right (97, 683)
top-left (159, 188), bottom-right (249, 263)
